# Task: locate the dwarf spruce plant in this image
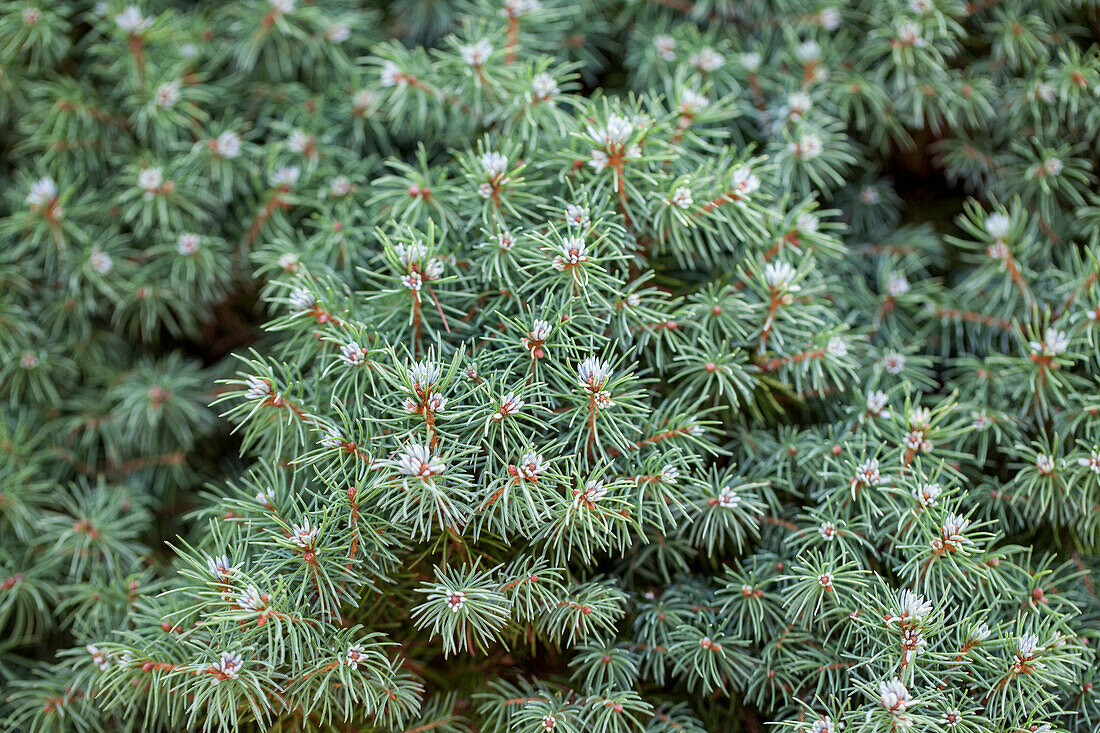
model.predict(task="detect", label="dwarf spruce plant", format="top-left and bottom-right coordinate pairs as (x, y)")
top-left (2, 1), bottom-right (1100, 732)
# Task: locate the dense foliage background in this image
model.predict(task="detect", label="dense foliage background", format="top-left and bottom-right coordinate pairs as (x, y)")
top-left (2, 1), bottom-right (1100, 732)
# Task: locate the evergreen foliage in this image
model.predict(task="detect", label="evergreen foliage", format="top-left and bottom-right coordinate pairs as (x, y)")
top-left (2, 1), bottom-right (1100, 732)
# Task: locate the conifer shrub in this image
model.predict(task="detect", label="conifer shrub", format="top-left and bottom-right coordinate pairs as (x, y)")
top-left (2, 1), bottom-right (1100, 732)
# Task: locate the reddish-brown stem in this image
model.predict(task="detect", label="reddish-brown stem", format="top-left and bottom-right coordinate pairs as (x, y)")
top-left (347, 495), bottom-right (360, 566)
top-left (933, 307), bottom-right (1016, 332)
top-left (628, 319), bottom-right (679, 334)
top-left (646, 0), bottom-right (694, 12)
top-left (403, 718), bottom-right (457, 733)
top-left (748, 73), bottom-right (767, 111)
top-left (498, 575), bottom-right (539, 592)
top-left (1057, 272), bottom-right (1098, 319)
top-left (611, 157), bottom-right (632, 228)
top-left (757, 294), bottom-right (782, 356)
top-left (1003, 254), bottom-right (1036, 310)
top-left (263, 394), bottom-right (312, 425)
top-left (479, 484), bottom-right (509, 512)
top-left (966, 0), bottom-right (1003, 14)
top-left (128, 35), bottom-right (146, 84)
top-left (586, 392), bottom-right (597, 457)
top-left (245, 191), bottom-right (291, 248)
top-left (425, 285), bottom-right (451, 334)
top-left (760, 515), bottom-right (798, 531)
top-left (505, 16), bottom-right (520, 64)
top-left (402, 75), bottom-right (472, 114)
top-left (669, 113), bottom-right (694, 145)
top-left (763, 231), bottom-right (798, 262)
top-left (758, 347), bottom-right (825, 373)
top-left (699, 190), bottom-right (742, 214)
top-left (502, 696), bottom-right (548, 706)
